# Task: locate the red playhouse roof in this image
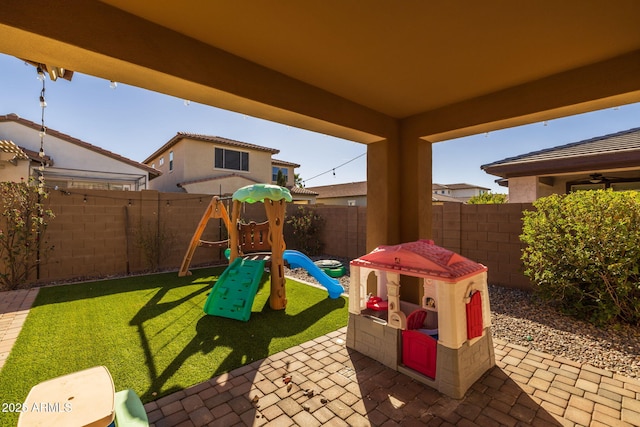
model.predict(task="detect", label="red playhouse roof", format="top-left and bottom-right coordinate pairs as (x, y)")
top-left (350, 239), bottom-right (487, 282)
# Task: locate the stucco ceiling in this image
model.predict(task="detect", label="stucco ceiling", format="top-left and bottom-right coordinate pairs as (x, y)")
top-left (1, 1), bottom-right (640, 143)
top-left (99, 0), bottom-right (640, 118)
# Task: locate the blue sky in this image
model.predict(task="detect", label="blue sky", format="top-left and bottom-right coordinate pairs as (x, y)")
top-left (1, 53), bottom-right (639, 192)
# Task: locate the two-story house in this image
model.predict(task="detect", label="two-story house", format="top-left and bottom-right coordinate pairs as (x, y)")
top-left (0, 113), bottom-right (159, 190)
top-left (143, 133), bottom-right (309, 199)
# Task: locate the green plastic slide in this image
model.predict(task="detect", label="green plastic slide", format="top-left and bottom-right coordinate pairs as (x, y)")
top-left (203, 258), bottom-right (266, 321)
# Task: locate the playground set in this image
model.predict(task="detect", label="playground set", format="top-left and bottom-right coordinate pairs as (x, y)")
top-left (346, 239), bottom-right (495, 399)
top-left (179, 183), bottom-right (344, 321)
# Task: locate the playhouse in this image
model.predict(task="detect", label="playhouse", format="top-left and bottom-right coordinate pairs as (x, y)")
top-left (346, 239), bottom-right (495, 399)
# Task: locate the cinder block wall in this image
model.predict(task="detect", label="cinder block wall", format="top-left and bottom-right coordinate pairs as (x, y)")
top-left (433, 203), bottom-right (533, 290)
top-left (36, 190), bottom-right (227, 283)
top-left (4, 191), bottom-right (533, 290)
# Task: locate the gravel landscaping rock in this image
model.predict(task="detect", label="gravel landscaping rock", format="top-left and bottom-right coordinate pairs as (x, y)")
top-left (285, 257), bottom-right (640, 379)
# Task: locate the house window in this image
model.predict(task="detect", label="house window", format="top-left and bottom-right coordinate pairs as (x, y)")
top-left (169, 151), bottom-right (174, 171)
top-left (215, 147), bottom-right (249, 171)
top-left (159, 157), bottom-right (164, 166)
top-left (610, 182), bottom-right (640, 191)
top-left (272, 167), bottom-right (288, 182)
top-left (347, 200), bottom-right (356, 206)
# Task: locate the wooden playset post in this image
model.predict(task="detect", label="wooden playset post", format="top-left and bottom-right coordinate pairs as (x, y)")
top-left (178, 196), bottom-right (231, 277)
top-left (229, 199), bottom-right (242, 263)
top-left (264, 198), bottom-right (287, 310)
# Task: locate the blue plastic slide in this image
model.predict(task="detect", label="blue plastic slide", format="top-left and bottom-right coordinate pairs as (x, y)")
top-left (283, 250), bottom-right (345, 299)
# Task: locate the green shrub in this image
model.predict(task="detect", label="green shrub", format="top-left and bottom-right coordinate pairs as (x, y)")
top-left (467, 192), bottom-right (507, 204)
top-left (521, 190), bottom-right (640, 326)
top-left (286, 206), bottom-right (324, 256)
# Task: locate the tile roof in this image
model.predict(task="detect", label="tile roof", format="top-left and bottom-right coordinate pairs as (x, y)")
top-left (432, 193), bottom-right (464, 203)
top-left (143, 132), bottom-right (280, 164)
top-left (271, 158), bottom-right (300, 168)
top-left (177, 173), bottom-right (262, 188)
top-left (289, 186), bottom-right (318, 196)
top-left (482, 126), bottom-right (640, 177)
top-left (435, 182), bottom-right (490, 191)
top-left (306, 181), bottom-right (367, 198)
top-left (0, 113), bottom-right (160, 177)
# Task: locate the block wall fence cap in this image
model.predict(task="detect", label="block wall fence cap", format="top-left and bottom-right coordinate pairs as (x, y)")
top-left (351, 239), bottom-right (487, 282)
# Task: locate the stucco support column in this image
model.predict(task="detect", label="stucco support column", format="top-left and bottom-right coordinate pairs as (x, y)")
top-left (367, 138), bottom-right (400, 251)
top-left (399, 132), bottom-right (433, 243)
top-left (366, 131), bottom-right (432, 251)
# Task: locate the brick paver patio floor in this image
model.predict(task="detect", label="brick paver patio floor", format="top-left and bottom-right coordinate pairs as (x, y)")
top-left (2, 288), bottom-right (639, 426)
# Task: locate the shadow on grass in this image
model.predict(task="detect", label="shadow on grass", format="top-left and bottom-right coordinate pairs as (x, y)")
top-left (131, 272), bottom-right (346, 401)
top-left (30, 267), bottom-right (224, 307)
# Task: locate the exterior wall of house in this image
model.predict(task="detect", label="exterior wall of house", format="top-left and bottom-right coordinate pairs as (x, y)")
top-left (181, 175), bottom-right (259, 195)
top-left (0, 159), bottom-right (30, 182)
top-left (450, 188), bottom-right (485, 199)
top-left (316, 195), bottom-right (367, 206)
top-left (507, 176), bottom-right (538, 203)
top-left (147, 137), bottom-right (273, 193)
top-left (0, 121), bottom-right (150, 189)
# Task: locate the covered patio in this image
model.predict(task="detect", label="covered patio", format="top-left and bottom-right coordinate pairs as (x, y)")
top-left (2, 1), bottom-right (639, 250)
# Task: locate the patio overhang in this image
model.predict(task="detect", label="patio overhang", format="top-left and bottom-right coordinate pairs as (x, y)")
top-left (1, 0), bottom-right (640, 249)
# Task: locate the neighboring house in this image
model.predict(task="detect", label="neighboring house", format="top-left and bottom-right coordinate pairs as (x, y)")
top-left (432, 183), bottom-right (490, 202)
top-left (0, 113), bottom-right (159, 190)
top-left (481, 127), bottom-right (640, 203)
top-left (308, 181), bottom-right (465, 206)
top-left (143, 132), bottom-right (307, 199)
top-left (307, 181), bottom-right (367, 206)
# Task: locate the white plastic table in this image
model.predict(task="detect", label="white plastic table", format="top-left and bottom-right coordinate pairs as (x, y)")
top-left (17, 365), bottom-right (115, 427)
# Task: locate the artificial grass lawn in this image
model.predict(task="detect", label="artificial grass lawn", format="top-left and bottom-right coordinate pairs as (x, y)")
top-left (0, 267), bottom-right (348, 426)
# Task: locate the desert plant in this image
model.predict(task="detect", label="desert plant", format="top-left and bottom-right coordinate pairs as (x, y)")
top-left (286, 206), bottom-right (324, 256)
top-left (0, 180), bottom-right (55, 290)
top-left (135, 218), bottom-right (175, 272)
top-left (521, 190), bottom-right (640, 325)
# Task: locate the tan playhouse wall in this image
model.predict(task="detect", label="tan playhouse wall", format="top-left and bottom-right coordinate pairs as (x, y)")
top-left (4, 189), bottom-right (532, 290)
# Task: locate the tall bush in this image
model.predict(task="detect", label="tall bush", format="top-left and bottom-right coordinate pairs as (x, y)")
top-left (0, 180), bottom-right (55, 290)
top-left (521, 190), bottom-right (640, 325)
top-left (286, 206), bottom-right (324, 256)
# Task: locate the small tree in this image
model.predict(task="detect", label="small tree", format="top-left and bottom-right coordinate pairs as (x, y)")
top-left (294, 173), bottom-right (304, 188)
top-left (276, 170), bottom-right (287, 187)
top-left (521, 190), bottom-right (640, 325)
top-left (0, 180), bottom-right (55, 290)
top-left (467, 192), bottom-right (507, 204)
top-left (286, 206), bottom-right (324, 256)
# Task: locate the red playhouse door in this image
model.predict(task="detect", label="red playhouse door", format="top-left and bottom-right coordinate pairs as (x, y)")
top-left (466, 291), bottom-right (483, 340)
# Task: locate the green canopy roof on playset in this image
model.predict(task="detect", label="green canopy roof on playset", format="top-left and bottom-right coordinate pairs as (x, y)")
top-left (232, 184), bottom-right (293, 204)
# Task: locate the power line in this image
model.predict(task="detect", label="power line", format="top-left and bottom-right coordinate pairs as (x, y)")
top-left (302, 152), bottom-right (366, 185)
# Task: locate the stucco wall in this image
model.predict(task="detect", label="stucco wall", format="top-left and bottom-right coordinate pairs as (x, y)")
top-left (0, 122), bottom-right (150, 181)
top-left (147, 137), bottom-right (274, 193)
